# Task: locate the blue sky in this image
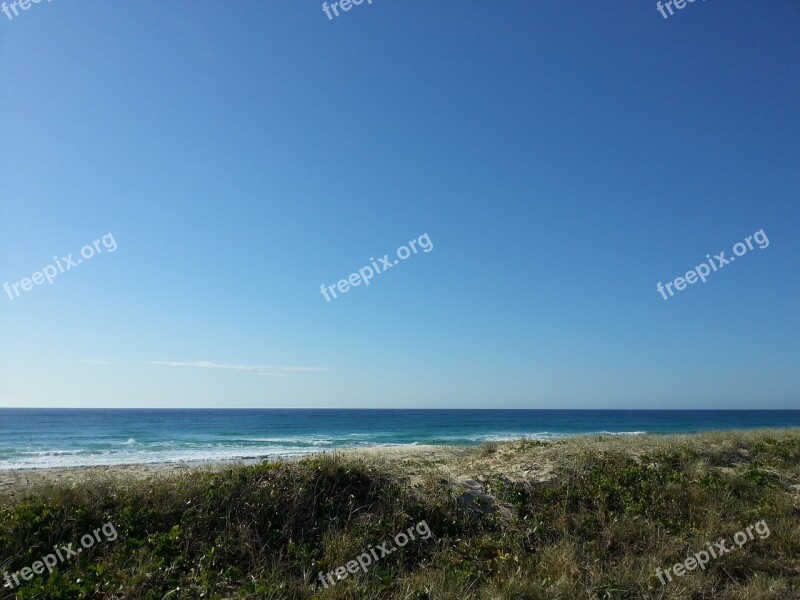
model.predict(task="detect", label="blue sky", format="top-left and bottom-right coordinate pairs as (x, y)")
top-left (0, 1), bottom-right (798, 409)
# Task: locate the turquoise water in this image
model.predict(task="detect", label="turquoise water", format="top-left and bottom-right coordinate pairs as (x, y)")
top-left (1, 409), bottom-right (799, 470)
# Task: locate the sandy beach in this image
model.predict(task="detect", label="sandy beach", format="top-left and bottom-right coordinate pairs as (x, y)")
top-left (0, 445), bottom-right (464, 499)
top-left (0, 432), bottom-right (746, 500)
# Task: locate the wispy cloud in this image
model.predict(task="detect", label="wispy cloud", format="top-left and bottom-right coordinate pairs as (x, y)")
top-left (78, 359), bottom-right (111, 365)
top-left (148, 360), bottom-right (329, 376)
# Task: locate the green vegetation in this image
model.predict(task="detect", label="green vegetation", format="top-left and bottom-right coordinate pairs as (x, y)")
top-left (1, 429), bottom-right (799, 599)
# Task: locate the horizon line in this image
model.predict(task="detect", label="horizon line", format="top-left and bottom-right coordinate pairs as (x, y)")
top-left (0, 407), bottom-right (798, 411)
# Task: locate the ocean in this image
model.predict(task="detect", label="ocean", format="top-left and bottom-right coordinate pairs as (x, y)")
top-left (1, 409), bottom-right (799, 470)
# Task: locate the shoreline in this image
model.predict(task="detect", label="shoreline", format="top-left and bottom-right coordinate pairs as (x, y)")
top-left (2, 426), bottom-right (798, 474)
top-left (2, 424), bottom-right (793, 475)
top-left (0, 442), bottom-right (462, 472)
top-left (3, 428), bottom-right (799, 497)
top-left (0, 444), bottom-right (473, 500)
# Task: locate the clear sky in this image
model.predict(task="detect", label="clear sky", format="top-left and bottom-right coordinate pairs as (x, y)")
top-left (1, 1), bottom-right (798, 409)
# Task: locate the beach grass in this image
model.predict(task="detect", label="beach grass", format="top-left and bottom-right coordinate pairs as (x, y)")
top-left (1, 429), bottom-right (799, 599)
